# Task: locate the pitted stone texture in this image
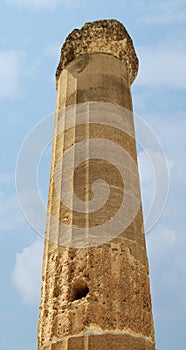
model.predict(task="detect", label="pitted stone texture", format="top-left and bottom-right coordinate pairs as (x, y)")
top-left (38, 19), bottom-right (155, 350)
top-left (38, 241), bottom-right (155, 349)
top-left (56, 19), bottom-right (138, 85)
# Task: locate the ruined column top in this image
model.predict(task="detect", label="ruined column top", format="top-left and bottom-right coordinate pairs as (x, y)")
top-left (56, 19), bottom-right (139, 85)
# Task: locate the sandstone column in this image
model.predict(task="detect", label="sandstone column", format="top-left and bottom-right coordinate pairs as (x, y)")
top-left (38, 20), bottom-right (156, 350)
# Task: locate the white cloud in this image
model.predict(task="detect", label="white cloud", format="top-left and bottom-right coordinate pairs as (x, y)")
top-left (147, 224), bottom-right (186, 319)
top-left (137, 111), bottom-right (185, 196)
top-left (0, 172), bottom-right (25, 232)
top-left (136, 42), bottom-right (186, 89)
top-left (0, 50), bottom-right (24, 98)
top-left (0, 191), bottom-right (25, 232)
top-left (136, 108), bottom-right (186, 323)
top-left (12, 238), bottom-right (43, 305)
top-left (16, 189), bottom-right (47, 236)
top-left (136, 109), bottom-right (186, 233)
top-left (0, 186), bottom-right (46, 233)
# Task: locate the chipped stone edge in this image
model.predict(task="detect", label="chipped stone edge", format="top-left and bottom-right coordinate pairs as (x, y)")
top-left (44, 326), bottom-right (154, 348)
top-left (56, 19), bottom-right (139, 85)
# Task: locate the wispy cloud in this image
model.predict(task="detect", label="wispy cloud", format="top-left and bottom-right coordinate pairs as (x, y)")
top-left (12, 238), bottom-right (43, 305)
top-left (147, 224), bottom-right (186, 319)
top-left (0, 192), bottom-right (24, 232)
top-left (137, 110), bottom-right (185, 227)
top-left (136, 107), bottom-right (186, 326)
top-left (147, 0), bottom-right (186, 25)
top-left (136, 37), bottom-right (186, 89)
top-left (0, 50), bottom-right (24, 98)
top-left (0, 172), bottom-right (26, 232)
top-left (132, 0), bottom-right (186, 25)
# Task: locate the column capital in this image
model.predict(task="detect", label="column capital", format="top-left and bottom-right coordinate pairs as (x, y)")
top-left (56, 19), bottom-right (138, 85)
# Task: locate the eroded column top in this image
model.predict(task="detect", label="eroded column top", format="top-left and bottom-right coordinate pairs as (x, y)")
top-left (56, 19), bottom-right (139, 85)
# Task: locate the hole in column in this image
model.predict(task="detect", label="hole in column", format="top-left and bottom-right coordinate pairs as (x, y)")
top-left (71, 280), bottom-right (89, 301)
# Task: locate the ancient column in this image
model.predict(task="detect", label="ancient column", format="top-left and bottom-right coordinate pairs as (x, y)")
top-left (38, 19), bottom-right (156, 350)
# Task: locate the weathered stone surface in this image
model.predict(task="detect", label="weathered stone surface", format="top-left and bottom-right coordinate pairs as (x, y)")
top-left (47, 333), bottom-right (155, 350)
top-left (38, 19), bottom-right (156, 350)
top-left (57, 53), bottom-right (133, 109)
top-left (56, 19), bottom-right (138, 85)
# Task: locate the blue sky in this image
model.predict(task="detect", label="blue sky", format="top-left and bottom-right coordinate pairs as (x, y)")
top-left (0, 0), bottom-right (186, 349)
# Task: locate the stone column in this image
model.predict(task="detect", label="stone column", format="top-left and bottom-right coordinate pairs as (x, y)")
top-left (38, 20), bottom-right (156, 350)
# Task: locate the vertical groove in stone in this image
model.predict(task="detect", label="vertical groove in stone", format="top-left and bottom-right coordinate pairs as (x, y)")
top-left (84, 335), bottom-right (89, 350)
top-left (85, 103), bottom-right (90, 236)
top-left (38, 19), bottom-right (156, 350)
top-left (38, 75), bottom-right (63, 347)
top-left (47, 73), bottom-right (68, 342)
